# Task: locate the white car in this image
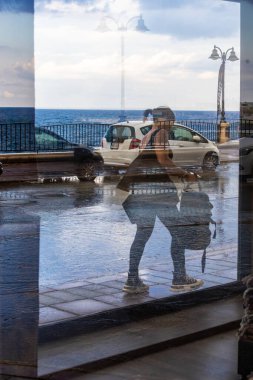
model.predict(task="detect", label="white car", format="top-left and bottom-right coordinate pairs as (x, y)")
top-left (96, 121), bottom-right (220, 170)
top-left (240, 136), bottom-right (253, 178)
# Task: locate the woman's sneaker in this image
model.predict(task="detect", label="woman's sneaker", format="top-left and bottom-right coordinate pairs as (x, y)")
top-left (123, 278), bottom-right (149, 294)
top-left (171, 274), bottom-right (204, 292)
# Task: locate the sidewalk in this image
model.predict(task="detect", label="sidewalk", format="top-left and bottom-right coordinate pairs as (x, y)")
top-left (39, 243), bottom-right (238, 327)
top-left (218, 140), bottom-right (239, 163)
top-left (0, 144), bottom-right (239, 330)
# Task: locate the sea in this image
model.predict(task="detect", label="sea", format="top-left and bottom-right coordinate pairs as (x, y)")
top-left (0, 107), bottom-right (240, 125)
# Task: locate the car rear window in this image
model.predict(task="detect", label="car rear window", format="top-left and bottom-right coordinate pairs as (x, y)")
top-left (105, 125), bottom-right (135, 142)
top-left (140, 125), bottom-right (152, 135)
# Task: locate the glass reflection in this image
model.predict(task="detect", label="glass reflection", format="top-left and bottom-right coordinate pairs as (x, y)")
top-left (118, 107), bottom-right (206, 293)
top-left (0, 198), bottom-right (39, 378)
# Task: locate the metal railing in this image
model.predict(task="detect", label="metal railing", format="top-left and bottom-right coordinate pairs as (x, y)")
top-left (178, 119), bottom-right (240, 141)
top-left (43, 123), bottom-right (109, 147)
top-left (240, 119), bottom-right (253, 137)
top-left (0, 123), bottom-right (36, 152)
top-left (0, 120), bottom-right (241, 153)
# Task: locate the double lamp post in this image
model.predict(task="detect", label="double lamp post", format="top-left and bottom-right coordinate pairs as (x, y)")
top-left (97, 15), bottom-right (149, 122)
top-left (209, 45), bottom-right (239, 142)
top-left (96, 21), bottom-right (239, 132)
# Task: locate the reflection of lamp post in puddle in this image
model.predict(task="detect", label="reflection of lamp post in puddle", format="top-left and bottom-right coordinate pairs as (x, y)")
top-left (209, 45), bottom-right (239, 142)
top-left (97, 15), bottom-right (149, 122)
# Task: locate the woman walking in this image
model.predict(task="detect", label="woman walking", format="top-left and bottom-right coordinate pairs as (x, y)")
top-left (118, 106), bottom-right (203, 293)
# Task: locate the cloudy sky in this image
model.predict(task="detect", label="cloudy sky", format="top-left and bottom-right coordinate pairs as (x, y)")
top-left (0, 0), bottom-right (240, 111)
top-left (0, 0), bottom-right (34, 107)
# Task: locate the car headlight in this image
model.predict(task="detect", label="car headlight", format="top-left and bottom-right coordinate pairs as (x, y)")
top-left (240, 147), bottom-right (253, 156)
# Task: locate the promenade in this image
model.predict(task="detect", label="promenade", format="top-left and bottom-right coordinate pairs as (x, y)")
top-left (39, 244), bottom-right (237, 326)
top-left (0, 141), bottom-right (242, 379)
top-left (0, 143), bottom-right (240, 328)
top-left (218, 140), bottom-right (239, 162)
top-left (38, 143), bottom-right (239, 328)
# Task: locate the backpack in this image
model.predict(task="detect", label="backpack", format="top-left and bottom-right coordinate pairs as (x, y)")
top-left (177, 182), bottom-right (216, 273)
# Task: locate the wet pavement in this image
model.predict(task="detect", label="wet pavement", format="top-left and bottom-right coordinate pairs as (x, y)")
top-left (38, 246), bottom-right (237, 325)
top-left (0, 156), bottom-right (240, 326)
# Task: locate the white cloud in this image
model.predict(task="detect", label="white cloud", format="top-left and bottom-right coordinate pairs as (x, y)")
top-left (35, 0), bottom-right (240, 110)
top-left (198, 71), bottom-right (218, 79)
top-left (3, 90), bottom-right (14, 98)
top-left (36, 0), bottom-right (140, 15)
top-left (37, 54), bottom-right (119, 79)
top-left (0, 10), bottom-right (34, 106)
top-left (14, 59), bottom-right (34, 80)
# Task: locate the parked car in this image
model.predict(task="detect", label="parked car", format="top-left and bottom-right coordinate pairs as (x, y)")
top-left (96, 121), bottom-right (220, 170)
top-left (240, 136), bottom-right (253, 179)
top-left (0, 128), bottom-right (103, 183)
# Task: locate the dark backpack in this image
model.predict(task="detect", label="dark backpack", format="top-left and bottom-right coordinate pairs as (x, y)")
top-left (177, 184), bottom-right (216, 273)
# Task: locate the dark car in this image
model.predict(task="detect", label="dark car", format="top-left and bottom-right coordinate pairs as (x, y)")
top-left (0, 128), bottom-right (103, 183)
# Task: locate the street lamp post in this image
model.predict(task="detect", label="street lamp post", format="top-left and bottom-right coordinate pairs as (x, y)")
top-left (209, 45), bottom-right (239, 123)
top-left (97, 15), bottom-right (149, 122)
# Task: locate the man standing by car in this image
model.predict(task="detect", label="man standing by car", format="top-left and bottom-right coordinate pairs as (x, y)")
top-left (117, 106), bottom-right (204, 293)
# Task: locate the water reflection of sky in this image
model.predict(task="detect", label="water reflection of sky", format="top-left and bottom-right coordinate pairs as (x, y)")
top-left (36, 163), bottom-right (239, 287)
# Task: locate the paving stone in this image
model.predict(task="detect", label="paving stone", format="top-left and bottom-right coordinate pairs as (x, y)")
top-left (40, 294), bottom-right (64, 306)
top-left (68, 283), bottom-right (114, 293)
top-left (39, 286), bottom-right (55, 293)
top-left (65, 284), bottom-right (122, 296)
top-left (39, 306), bottom-right (75, 324)
top-left (185, 260), bottom-right (201, 268)
top-left (208, 254), bottom-right (237, 262)
top-left (148, 284), bottom-right (174, 299)
top-left (55, 299), bottom-right (115, 315)
top-left (139, 268), bottom-right (157, 275)
top-left (144, 268), bottom-right (171, 276)
top-left (42, 290), bottom-right (84, 303)
top-left (140, 274), bottom-right (171, 284)
top-left (86, 274), bottom-right (127, 284)
top-left (94, 292), bottom-right (154, 307)
top-left (209, 269), bottom-right (237, 280)
top-left (149, 264), bottom-right (170, 272)
top-left (37, 245), bottom-right (238, 324)
top-left (204, 260), bottom-right (235, 271)
top-left (50, 280), bottom-right (91, 291)
top-left (195, 272), bottom-right (236, 285)
top-left (63, 286), bottom-right (105, 298)
top-left (91, 286), bottom-right (122, 296)
top-left (99, 280), bottom-right (126, 289)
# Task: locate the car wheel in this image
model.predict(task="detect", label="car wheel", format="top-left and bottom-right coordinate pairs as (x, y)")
top-left (203, 153), bottom-right (219, 171)
top-left (77, 160), bottom-right (103, 181)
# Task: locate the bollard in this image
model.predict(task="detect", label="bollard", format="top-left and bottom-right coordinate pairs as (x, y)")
top-left (219, 121), bottom-right (230, 143)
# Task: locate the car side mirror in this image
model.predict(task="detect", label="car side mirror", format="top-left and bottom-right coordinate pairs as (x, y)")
top-left (193, 135), bottom-right (201, 143)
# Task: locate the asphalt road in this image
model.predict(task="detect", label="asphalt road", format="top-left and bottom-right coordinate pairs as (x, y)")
top-left (0, 161), bottom-right (239, 287)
